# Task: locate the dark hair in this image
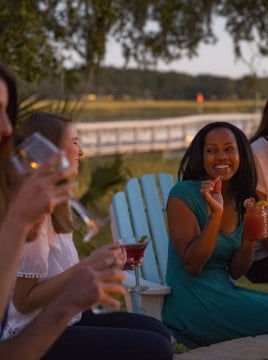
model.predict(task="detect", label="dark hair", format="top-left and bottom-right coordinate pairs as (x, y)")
top-left (0, 63), bottom-right (17, 128)
top-left (250, 99), bottom-right (268, 142)
top-left (0, 63), bottom-right (18, 220)
top-left (16, 111), bottom-right (74, 233)
top-left (178, 121), bottom-right (257, 214)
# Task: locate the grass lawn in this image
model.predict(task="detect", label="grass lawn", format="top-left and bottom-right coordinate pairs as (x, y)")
top-left (33, 99), bottom-right (265, 122)
top-left (76, 99), bottom-right (264, 122)
top-left (236, 275), bottom-right (268, 292)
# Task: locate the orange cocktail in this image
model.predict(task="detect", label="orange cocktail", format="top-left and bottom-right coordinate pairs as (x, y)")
top-left (244, 199), bottom-right (268, 241)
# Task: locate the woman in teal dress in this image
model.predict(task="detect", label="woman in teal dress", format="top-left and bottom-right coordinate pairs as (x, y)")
top-left (162, 121), bottom-right (268, 348)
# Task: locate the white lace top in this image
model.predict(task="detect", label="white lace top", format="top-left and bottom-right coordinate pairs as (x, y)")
top-left (251, 137), bottom-right (268, 261)
top-left (3, 215), bottom-right (81, 339)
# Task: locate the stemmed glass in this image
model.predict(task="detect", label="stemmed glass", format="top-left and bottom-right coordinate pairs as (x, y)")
top-left (92, 237), bottom-right (150, 313)
top-left (120, 236), bottom-right (149, 292)
top-left (11, 132), bottom-right (97, 242)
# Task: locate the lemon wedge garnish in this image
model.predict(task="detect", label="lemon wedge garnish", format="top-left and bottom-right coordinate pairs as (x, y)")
top-left (256, 200), bottom-right (268, 206)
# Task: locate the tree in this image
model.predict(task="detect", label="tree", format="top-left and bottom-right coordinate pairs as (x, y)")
top-left (217, 0), bottom-right (268, 58)
top-left (38, 0), bottom-right (119, 91)
top-left (37, 0), bottom-right (268, 88)
top-left (0, 0), bottom-right (56, 83)
top-left (3, 1), bottom-right (268, 87)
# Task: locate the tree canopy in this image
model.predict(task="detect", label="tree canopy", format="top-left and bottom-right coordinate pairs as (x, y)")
top-left (1, 0), bottom-right (268, 85)
top-left (0, 0), bottom-right (56, 83)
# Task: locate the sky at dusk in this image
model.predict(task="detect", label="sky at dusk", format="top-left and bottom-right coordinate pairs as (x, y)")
top-left (103, 17), bottom-right (268, 79)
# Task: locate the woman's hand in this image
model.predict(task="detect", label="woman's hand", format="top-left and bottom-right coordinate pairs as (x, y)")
top-left (94, 268), bottom-right (126, 310)
top-left (82, 243), bottom-right (127, 271)
top-left (8, 152), bottom-right (76, 232)
top-left (123, 256), bottom-right (143, 270)
top-left (61, 267), bottom-right (126, 314)
top-left (201, 176), bottom-right (223, 215)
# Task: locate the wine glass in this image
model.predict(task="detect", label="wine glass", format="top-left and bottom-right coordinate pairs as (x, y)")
top-left (11, 132), bottom-right (97, 243)
top-left (120, 236), bottom-right (149, 292)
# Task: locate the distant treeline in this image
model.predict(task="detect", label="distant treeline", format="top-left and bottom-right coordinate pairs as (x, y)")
top-left (40, 66), bottom-right (268, 101)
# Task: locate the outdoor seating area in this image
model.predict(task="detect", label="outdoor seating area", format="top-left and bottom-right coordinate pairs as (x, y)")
top-left (4, 3), bottom-right (268, 359)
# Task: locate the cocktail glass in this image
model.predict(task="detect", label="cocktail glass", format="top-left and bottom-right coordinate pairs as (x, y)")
top-left (120, 237), bottom-right (149, 292)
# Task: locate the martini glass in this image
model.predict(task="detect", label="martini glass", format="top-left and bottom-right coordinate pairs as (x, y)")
top-left (92, 237), bottom-right (150, 313)
top-left (11, 132), bottom-right (96, 242)
top-left (120, 237), bottom-right (149, 292)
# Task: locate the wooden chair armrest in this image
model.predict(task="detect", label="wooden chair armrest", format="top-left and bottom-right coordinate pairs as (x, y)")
top-left (123, 272), bottom-right (171, 295)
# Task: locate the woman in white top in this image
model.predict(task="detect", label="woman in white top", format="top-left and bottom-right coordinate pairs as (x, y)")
top-left (4, 111), bottom-right (172, 360)
top-left (4, 111), bottom-right (127, 336)
top-left (245, 99), bottom-right (268, 283)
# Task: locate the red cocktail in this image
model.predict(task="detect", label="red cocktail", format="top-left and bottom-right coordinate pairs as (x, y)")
top-left (121, 237), bottom-right (149, 292)
top-left (123, 243), bottom-right (148, 265)
top-left (244, 205), bottom-right (268, 241)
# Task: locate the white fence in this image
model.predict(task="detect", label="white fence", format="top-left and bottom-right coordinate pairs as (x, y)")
top-left (76, 113), bottom-right (261, 157)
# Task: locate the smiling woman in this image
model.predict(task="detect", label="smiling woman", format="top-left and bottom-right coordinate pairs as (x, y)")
top-left (202, 127), bottom-right (240, 181)
top-left (161, 121), bottom-right (268, 348)
top-left (14, 112), bottom-right (81, 233)
top-left (3, 110), bottom-right (173, 360)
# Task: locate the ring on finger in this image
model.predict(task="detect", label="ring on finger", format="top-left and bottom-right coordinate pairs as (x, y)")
top-left (105, 258), bottom-right (115, 268)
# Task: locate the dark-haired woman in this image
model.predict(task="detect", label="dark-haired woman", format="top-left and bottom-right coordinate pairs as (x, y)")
top-left (0, 63), bottom-right (126, 359)
top-left (163, 121), bottom-right (268, 347)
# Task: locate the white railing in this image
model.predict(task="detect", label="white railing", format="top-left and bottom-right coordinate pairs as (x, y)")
top-left (76, 113), bottom-right (261, 157)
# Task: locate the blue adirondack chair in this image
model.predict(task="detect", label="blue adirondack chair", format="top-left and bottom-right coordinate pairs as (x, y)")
top-left (110, 173), bottom-right (202, 349)
top-left (110, 173), bottom-right (174, 319)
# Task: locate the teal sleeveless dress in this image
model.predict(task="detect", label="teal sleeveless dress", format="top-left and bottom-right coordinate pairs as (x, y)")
top-left (162, 180), bottom-right (268, 347)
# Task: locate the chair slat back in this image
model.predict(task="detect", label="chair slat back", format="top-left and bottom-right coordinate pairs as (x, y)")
top-left (158, 173), bottom-right (175, 207)
top-left (110, 191), bottom-right (134, 240)
top-left (125, 177), bottom-right (160, 283)
top-left (111, 173), bottom-right (175, 285)
top-left (140, 174), bottom-right (174, 282)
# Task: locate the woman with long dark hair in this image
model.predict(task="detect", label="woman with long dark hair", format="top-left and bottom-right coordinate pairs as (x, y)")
top-left (0, 63), bottom-right (126, 359)
top-left (163, 121), bottom-right (268, 347)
